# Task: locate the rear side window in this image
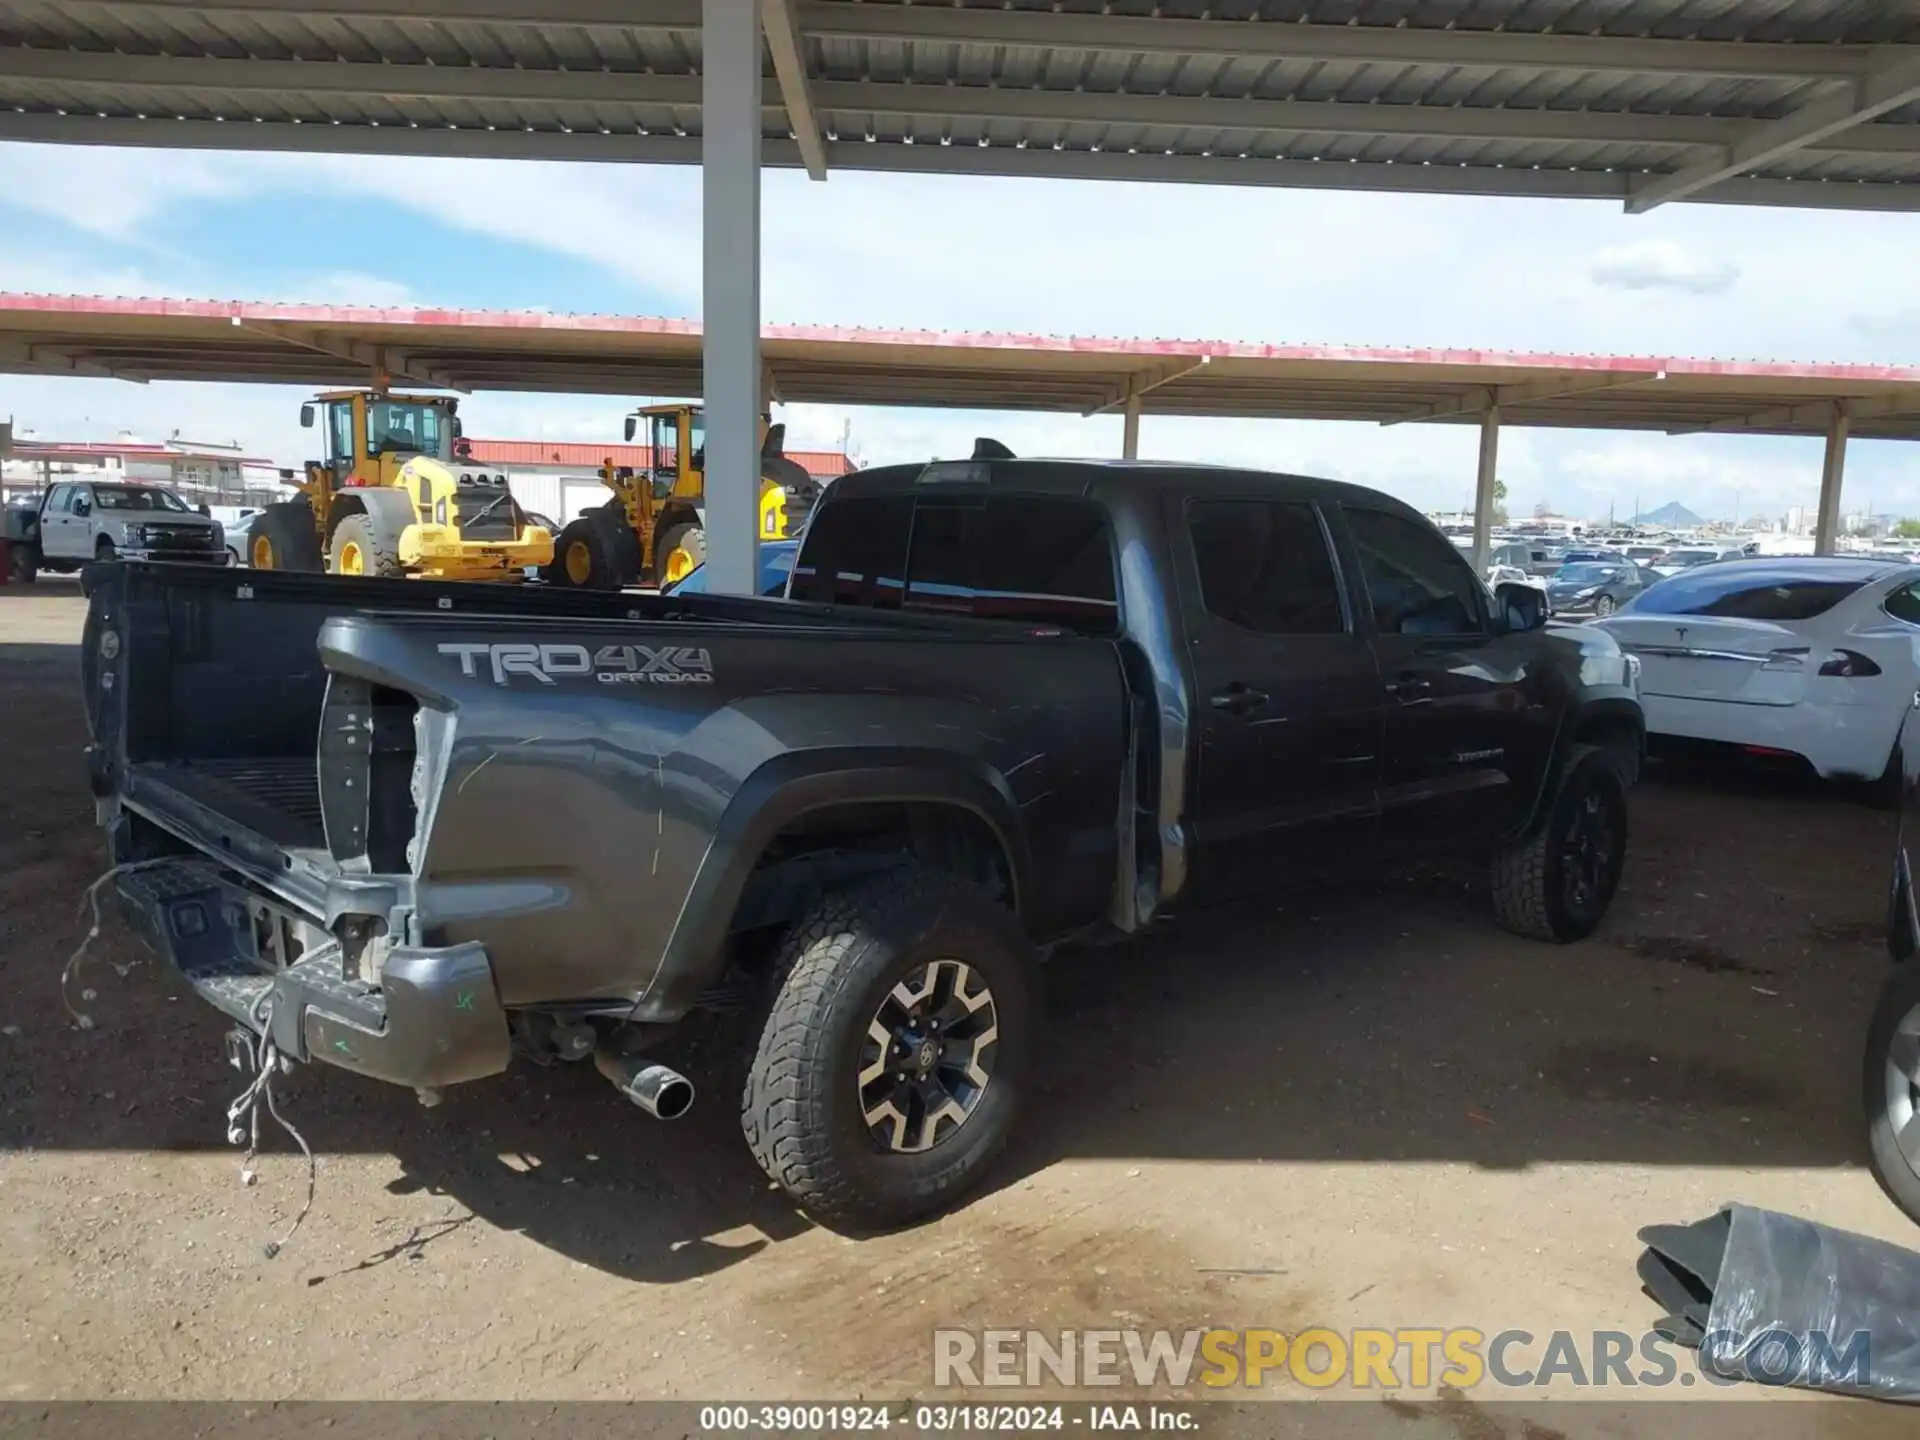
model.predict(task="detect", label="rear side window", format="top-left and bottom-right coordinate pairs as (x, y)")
top-left (1886, 583), bottom-right (1920, 626)
top-left (1634, 569), bottom-right (1869, 621)
top-left (787, 494), bottom-right (911, 609)
top-left (907, 496), bottom-right (1117, 632)
top-left (1345, 507), bottom-right (1486, 636)
top-left (789, 492), bottom-right (1117, 631)
top-left (1188, 499), bottom-right (1344, 635)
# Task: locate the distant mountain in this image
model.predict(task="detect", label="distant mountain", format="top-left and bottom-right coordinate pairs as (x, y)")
top-left (1632, 501), bottom-right (1706, 528)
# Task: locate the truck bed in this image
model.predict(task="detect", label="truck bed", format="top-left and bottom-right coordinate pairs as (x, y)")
top-left (85, 560), bottom-right (1133, 1016)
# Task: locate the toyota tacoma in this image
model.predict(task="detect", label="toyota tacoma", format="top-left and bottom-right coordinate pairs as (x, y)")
top-left (82, 456), bottom-right (1643, 1227)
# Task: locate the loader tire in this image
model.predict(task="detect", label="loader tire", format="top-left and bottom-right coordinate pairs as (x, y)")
top-left (249, 501), bottom-right (323, 572)
top-left (545, 516), bottom-right (621, 589)
top-left (1490, 744), bottom-right (1628, 943)
top-left (741, 866), bottom-right (1034, 1231)
top-left (327, 511), bottom-right (404, 578)
top-left (656, 521), bottom-right (706, 588)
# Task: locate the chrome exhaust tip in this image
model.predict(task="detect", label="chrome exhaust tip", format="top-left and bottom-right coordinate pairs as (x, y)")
top-left (594, 1050), bottom-right (695, 1121)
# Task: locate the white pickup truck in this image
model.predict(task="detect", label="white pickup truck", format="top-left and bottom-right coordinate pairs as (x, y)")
top-left (4, 480), bottom-right (227, 581)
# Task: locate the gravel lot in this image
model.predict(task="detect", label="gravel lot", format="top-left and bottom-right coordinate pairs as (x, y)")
top-left (2, 580), bottom-right (1916, 1434)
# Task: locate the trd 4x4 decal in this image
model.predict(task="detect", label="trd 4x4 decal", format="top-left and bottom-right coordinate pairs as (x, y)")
top-left (439, 642), bottom-right (714, 686)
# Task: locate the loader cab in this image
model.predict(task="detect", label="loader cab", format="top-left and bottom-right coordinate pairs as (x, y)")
top-left (626, 403), bottom-right (707, 502)
top-left (301, 391), bottom-right (460, 492)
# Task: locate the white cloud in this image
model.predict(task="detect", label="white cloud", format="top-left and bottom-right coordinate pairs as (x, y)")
top-left (1589, 239), bottom-right (1740, 296)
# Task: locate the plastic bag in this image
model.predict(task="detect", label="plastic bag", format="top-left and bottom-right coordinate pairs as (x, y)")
top-left (1641, 1203), bottom-right (1920, 1402)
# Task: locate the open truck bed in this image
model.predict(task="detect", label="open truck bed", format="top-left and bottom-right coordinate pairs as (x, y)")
top-left (84, 558), bottom-right (1129, 1090)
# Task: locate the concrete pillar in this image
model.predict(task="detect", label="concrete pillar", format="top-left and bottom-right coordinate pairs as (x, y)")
top-left (1471, 404), bottom-right (1501, 573)
top-left (1813, 401), bottom-right (1850, 557)
top-left (701, 0), bottom-right (762, 596)
top-left (1121, 387), bottom-right (1142, 460)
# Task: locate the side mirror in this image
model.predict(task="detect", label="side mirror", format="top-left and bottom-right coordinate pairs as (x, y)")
top-left (300, 404), bottom-right (315, 429)
top-left (451, 416), bottom-right (464, 438)
top-left (73, 497), bottom-right (91, 517)
top-left (624, 415), bottom-right (638, 443)
top-left (1495, 581), bottom-right (1548, 633)
top-left (761, 421), bottom-right (786, 459)
top-left (196, 503), bottom-right (211, 517)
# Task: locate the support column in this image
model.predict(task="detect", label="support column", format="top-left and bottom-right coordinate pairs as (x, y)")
top-left (1471, 405), bottom-right (1501, 574)
top-left (1814, 401), bottom-right (1850, 557)
top-left (702, 0), bottom-right (762, 596)
top-left (1121, 386), bottom-right (1142, 460)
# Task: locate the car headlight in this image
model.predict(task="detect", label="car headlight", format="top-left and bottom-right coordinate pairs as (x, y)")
top-left (130, 524), bottom-right (155, 545)
top-left (1573, 586), bottom-right (1599, 601)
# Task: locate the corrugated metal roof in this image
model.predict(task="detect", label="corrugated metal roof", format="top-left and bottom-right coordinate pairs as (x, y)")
top-left (5, 292), bottom-right (1920, 440)
top-left (464, 437), bottom-right (852, 477)
top-left (2, 2), bottom-right (1918, 211)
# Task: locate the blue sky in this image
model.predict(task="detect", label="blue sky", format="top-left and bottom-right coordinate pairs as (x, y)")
top-left (4, 138), bottom-right (1920, 523)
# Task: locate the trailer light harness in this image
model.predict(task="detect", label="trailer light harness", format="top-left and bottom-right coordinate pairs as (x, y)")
top-left (227, 995), bottom-right (317, 1260)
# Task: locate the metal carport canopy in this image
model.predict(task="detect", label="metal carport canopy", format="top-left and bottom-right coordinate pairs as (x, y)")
top-left (8, 2), bottom-right (1920, 580)
top-left (7, 290), bottom-right (1919, 438)
top-left (3, 1), bottom-right (1920, 214)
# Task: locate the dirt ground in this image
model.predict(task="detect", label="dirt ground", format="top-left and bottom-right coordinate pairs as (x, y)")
top-left (3, 580), bottom-right (1917, 1433)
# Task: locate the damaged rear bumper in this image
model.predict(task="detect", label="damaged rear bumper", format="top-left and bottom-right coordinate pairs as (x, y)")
top-left (118, 857), bottom-right (510, 1090)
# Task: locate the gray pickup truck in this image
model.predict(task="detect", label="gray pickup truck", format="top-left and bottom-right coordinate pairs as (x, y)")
top-left (7, 480), bottom-right (226, 582)
top-left (84, 456), bottom-right (1643, 1227)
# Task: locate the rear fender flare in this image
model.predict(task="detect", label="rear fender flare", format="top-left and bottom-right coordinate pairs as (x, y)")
top-left (644, 749), bottom-right (1029, 1016)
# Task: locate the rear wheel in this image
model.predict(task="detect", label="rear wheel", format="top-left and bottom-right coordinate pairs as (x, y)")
top-left (1491, 744), bottom-right (1628, 942)
top-left (656, 520), bottom-right (706, 587)
top-left (1593, 593), bottom-right (1617, 618)
top-left (741, 867), bottom-right (1035, 1230)
top-left (327, 511), bottom-right (403, 578)
top-left (249, 502), bottom-right (323, 572)
top-left (544, 516), bottom-right (620, 589)
top-left (10, 545), bottom-right (37, 583)
top-left (1864, 962), bottom-right (1920, 1226)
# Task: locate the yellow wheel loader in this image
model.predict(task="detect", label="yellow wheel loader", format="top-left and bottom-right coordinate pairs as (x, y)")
top-left (542, 403), bottom-right (819, 591)
top-left (245, 390), bottom-right (552, 582)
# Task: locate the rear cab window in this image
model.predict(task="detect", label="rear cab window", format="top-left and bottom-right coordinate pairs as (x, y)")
top-left (1635, 567), bottom-right (1876, 622)
top-left (790, 489), bottom-right (1119, 634)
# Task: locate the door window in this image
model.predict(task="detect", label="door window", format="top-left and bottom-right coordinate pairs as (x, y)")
top-left (1345, 508), bottom-right (1486, 636)
top-left (1188, 499), bottom-right (1345, 635)
top-left (328, 402), bottom-right (355, 466)
top-left (44, 484), bottom-right (70, 513)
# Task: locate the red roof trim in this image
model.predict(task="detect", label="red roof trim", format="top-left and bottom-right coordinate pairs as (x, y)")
top-left (7, 292), bottom-right (1920, 386)
top-left (463, 438), bottom-right (852, 476)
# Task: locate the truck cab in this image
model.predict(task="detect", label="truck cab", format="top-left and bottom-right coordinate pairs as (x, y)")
top-left (8, 480), bottom-right (225, 581)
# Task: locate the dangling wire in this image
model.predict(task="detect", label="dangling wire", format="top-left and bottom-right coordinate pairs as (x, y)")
top-left (63, 857), bottom-right (182, 1030)
top-left (226, 995), bottom-right (318, 1259)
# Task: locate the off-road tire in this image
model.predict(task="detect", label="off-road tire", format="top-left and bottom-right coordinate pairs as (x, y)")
top-left (741, 866), bottom-right (1035, 1231)
top-left (11, 544), bottom-right (37, 583)
top-left (545, 515), bottom-right (621, 589)
top-left (655, 520), bottom-right (706, 586)
top-left (95, 537), bottom-right (116, 561)
top-left (328, 511), bottom-right (404, 578)
top-left (1491, 743), bottom-right (1628, 943)
top-left (1864, 961), bottom-right (1920, 1226)
top-left (251, 501), bottom-right (323, 572)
